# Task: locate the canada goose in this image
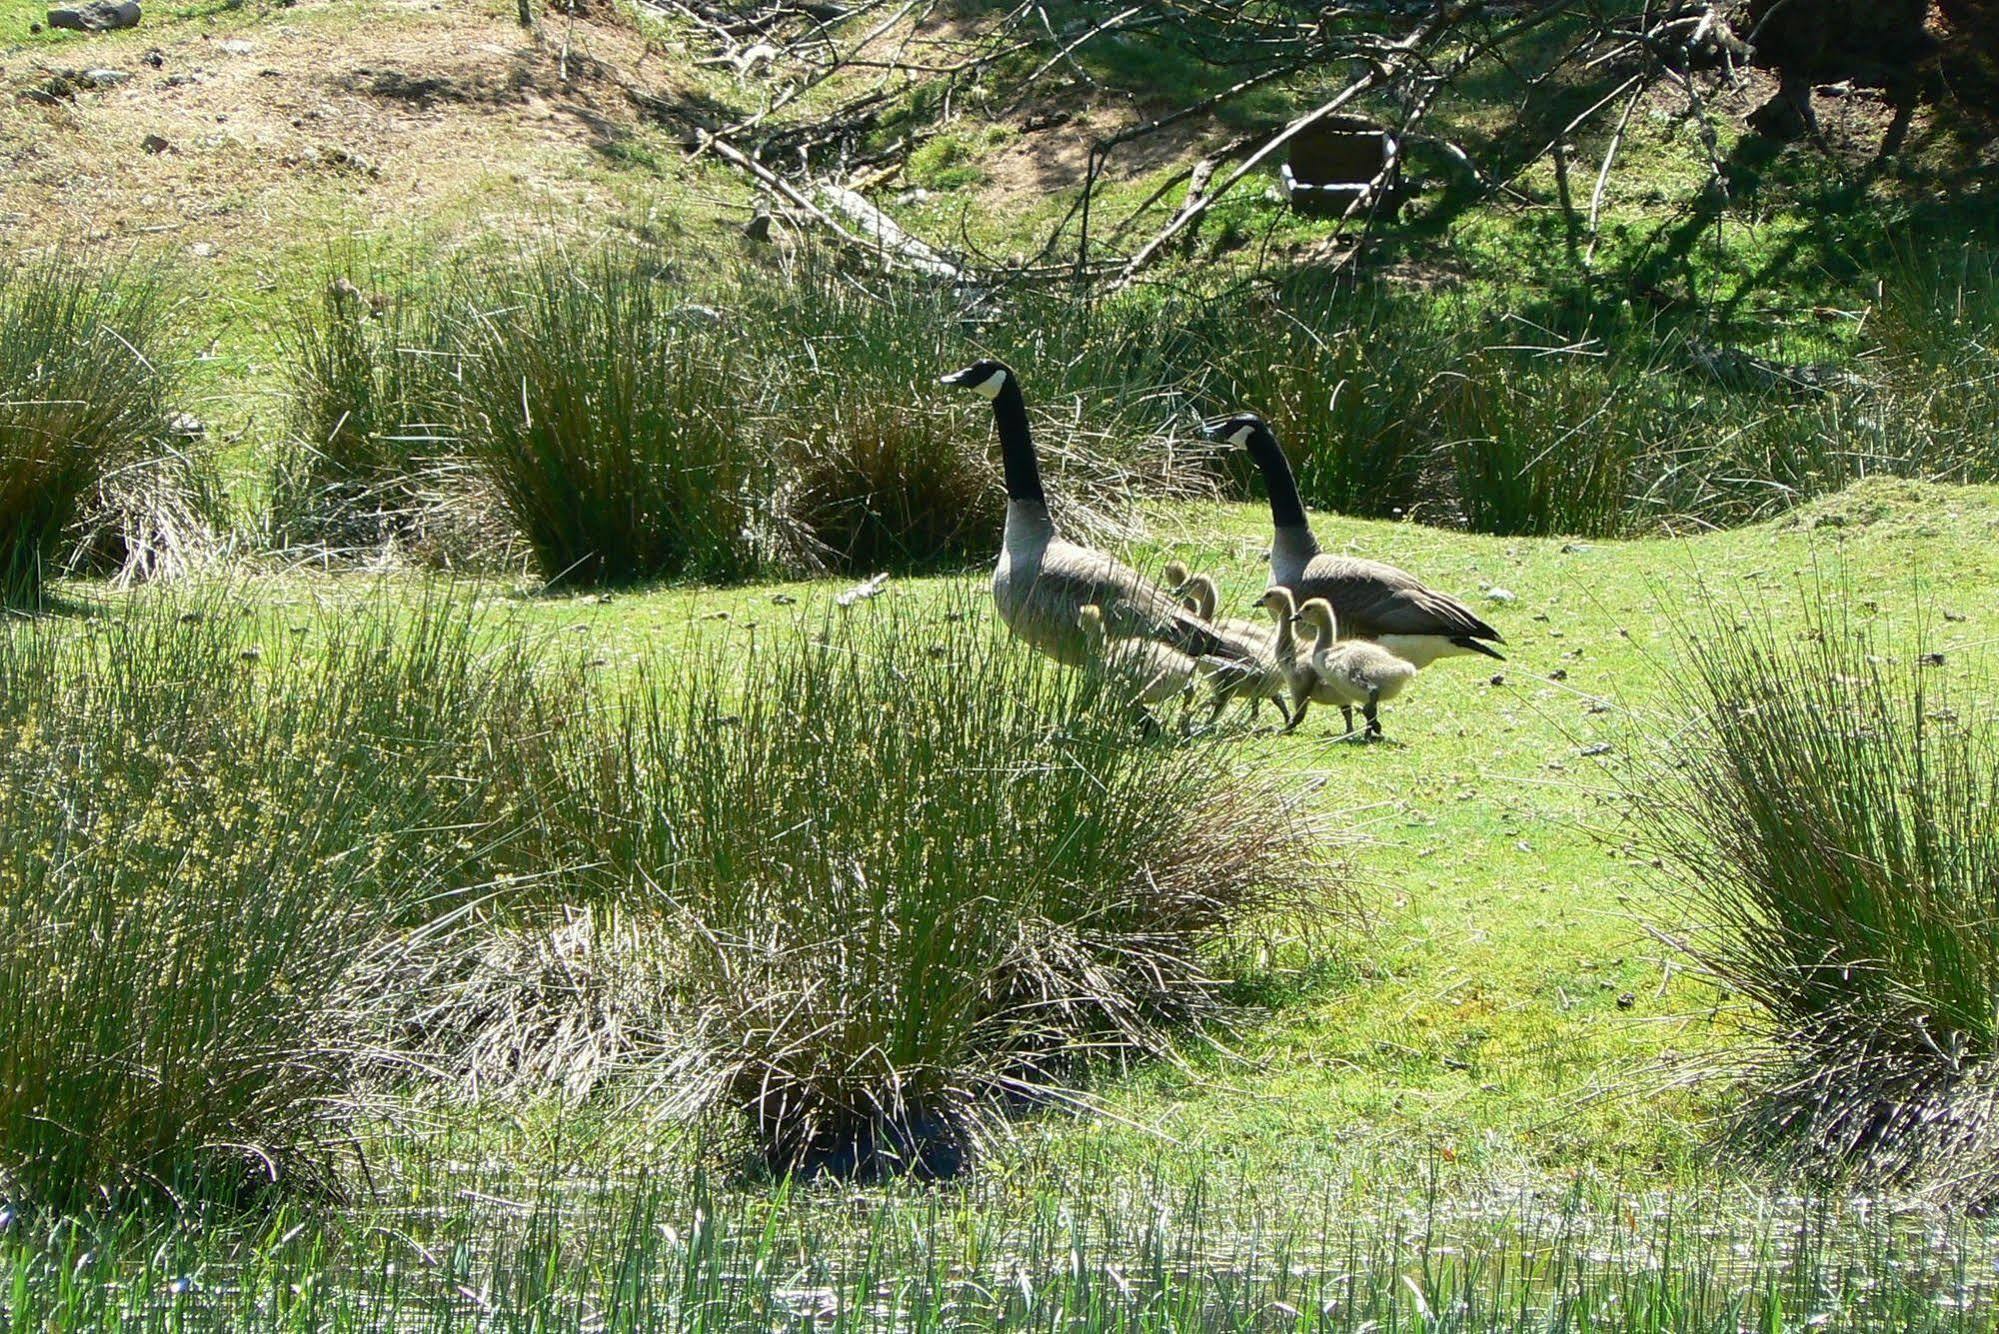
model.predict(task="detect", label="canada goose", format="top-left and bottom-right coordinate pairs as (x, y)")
top-left (1077, 604), bottom-right (1197, 713)
top-left (942, 360), bottom-right (1260, 672)
top-left (1295, 597), bottom-right (1417, 740)
top-left (1202, 412), bottom-right (1505, 667)
top-left (1174, 569), bottom-right (1291, 726)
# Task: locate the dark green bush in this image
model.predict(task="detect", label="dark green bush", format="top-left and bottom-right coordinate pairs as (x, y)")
top-left (1438, 349), bottom-right (1635, 538)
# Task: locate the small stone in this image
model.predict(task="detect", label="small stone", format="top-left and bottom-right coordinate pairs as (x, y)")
top-left (1944, 610), bottom-right (1967, 622)
top-left (83, 68), bottom-right (131, 87)
top-left (1615, 992), bottom-right (1636, 1010)
top-left (167, 412), bottom-right (204, 437)
top-left (1549, 668), bottom-right (1567, 681)
top-left (47, 0), bottom-right (141, 31)
top-left (141, 132), bottom-right (170, 154)
top-left (1581, 742), bottom-right (1614, 757)
top-left (189, 242), bottom-right (214, 258)
top-left (143, 47), bottom-right (164, 66)
top-left (1485, 587), bottom-right (1516, 605)
top-left (218, 37), bottom-right (253, 54)
top-left (1489, 674), bottom-right (1505, 687)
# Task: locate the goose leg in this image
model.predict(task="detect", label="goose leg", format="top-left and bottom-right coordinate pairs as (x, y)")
top-left (1364, 690), bottom-right (1382, 740)
top-left (1283, 696), bottom-right (1307, 734)
top-left (1340, 704), bottom-right (1355, 739)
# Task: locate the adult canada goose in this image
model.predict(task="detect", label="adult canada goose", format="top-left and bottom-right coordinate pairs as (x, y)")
top-left (1202, 412), bottom-right (1505, 667)
top-left (1295, 597), bottom-right (1417, 740)
top-left (942, 360), bottom-right (1258, 671)
top-left (1172, 567), bottom-right (1291, 726)
top-left (1077, 604), bottom-right (1197, 713)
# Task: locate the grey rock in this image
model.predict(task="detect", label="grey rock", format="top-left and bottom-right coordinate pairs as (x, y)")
top-left (82, 67), bottom-right (130, 86)
top-left (46, 0), bottom-right (140, 30)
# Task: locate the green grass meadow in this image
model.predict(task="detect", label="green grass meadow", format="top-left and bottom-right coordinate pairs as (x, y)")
top-left (13, 0), bottom-right (1999, 1323)
top-left (10, 479), bottom-right (1999, 1326)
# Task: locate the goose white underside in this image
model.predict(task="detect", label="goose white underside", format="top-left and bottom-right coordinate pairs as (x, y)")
top-left (1377, 634), bottom-right (1477, 669)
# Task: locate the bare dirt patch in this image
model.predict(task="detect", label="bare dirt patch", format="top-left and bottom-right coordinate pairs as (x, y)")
top-left (975, 102), bottom-right (1216, 209)
top-left (0, 1), bottom-right (659, 253)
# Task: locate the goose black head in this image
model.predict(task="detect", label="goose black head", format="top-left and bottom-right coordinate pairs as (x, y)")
top-left (1200, 411), bottom-right (1266, 449)
top-left (940, 359), bottom-right (1012, 401)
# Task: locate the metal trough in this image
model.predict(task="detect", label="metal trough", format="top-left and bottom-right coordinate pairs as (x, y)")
top-left (1281, 117), bottom-right (1402, 218)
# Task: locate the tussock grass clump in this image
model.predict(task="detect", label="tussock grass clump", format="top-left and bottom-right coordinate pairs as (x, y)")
top-left (0, 256), bottom-right (189, 601)
top-left (0, 592), bottom-right (568, 1209)
top-left (1199, 287), bottom-right (1459, 520)
top-left (1438, 348), bottom-right (1636, 538)
top-left (1635, 595), bottom-right (1999, 1190)
top-left (736, 267), bottom-right (1001, 572)
top-left (273, 256), bottom-right (458, 552)
top-left (453, 247), bottom-right (779, 586)
top-left (554, 598), bottom-right (1342, 1178)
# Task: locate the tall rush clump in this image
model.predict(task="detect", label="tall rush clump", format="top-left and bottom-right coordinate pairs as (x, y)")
top-left (1632, 594), bottom-right (1999, 1191)
top-left (452, 246), bottom-right (777, 587)
top-left (548, 595), bottom-right (1343, 1179)
top-left (0, 255), bottom-right (187, 602)
top-left (0, 592), bottom-right (572, 1209)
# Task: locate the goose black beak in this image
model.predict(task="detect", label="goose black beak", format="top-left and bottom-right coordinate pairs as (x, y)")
top-left (939, 367), bottom-right (979, 388)
top-left (1197, 414), bottom-right (1237, 443)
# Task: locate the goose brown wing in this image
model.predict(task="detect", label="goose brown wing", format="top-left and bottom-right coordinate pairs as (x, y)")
top-left (1036, 540), bottom-right (1253, 663)
top-left (1299, 556), bottom-right (1504, 643)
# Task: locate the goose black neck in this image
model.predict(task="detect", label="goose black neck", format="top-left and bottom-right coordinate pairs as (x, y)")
top-left (1247, 424), bottom-right (1307, 530)
top-left (991, 379), bottom-right (1043, 503)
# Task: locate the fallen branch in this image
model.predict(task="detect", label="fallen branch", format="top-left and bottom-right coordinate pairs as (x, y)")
top-left (816, 185), bottom-right (966, 279)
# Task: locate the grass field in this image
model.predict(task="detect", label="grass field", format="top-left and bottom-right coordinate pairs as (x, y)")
top-left (11, 0), bottom-right (1999, 1324)
top-left (8, 478), bottom-right (1999, 1325)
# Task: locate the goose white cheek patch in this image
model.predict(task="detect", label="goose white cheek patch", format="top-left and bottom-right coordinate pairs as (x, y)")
top-left (970, 368), bottom-right (1008, 400)
top-left (1228, 426), bottom-right (1255, 447)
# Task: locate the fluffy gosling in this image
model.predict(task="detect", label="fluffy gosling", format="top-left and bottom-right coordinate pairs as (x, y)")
top-left (1295, 597), bottom-right (1417, 740)
top-left (1077, 604), bottom-right (1198, 723)
top-left (1172, 570), bottom-right (1291, 727)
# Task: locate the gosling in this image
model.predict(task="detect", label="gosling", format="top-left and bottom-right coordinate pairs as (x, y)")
top-left (1163, 559), bottom-right (1201, 614)
top-left (1173, 568), bottom-right (1291, 727)
top-left (1295, 597), bottom-right (1417, 740)
top-left (1077, 603), bottom-right (1197, 723)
